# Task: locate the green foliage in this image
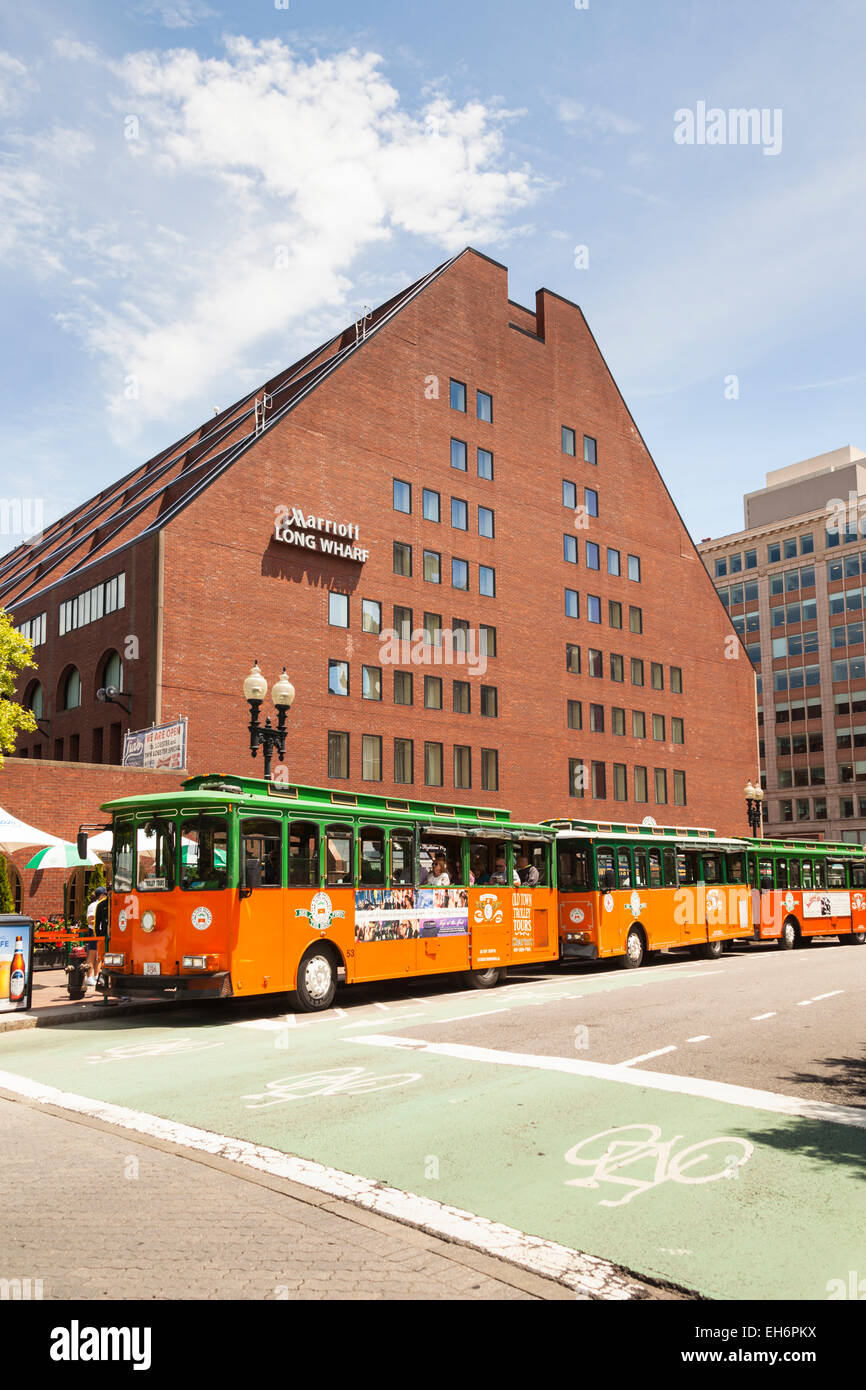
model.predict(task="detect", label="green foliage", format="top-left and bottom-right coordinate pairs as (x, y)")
top-left (0, 857), bottom-right (15, 914)
top-left (0, 610), bottom-right (37, 767)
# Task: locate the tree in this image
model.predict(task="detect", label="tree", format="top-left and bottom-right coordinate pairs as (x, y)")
top-left (0, 857), bottom-right (14, 914)
top-left (0, 609), bottom-right (37, 767)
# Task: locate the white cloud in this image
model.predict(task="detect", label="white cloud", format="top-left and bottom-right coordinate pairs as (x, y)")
top-left (137, 0), bottom-right (219, 28)
top-left (0, 51), bottom-right (37, 115)
top-left (556, 98), bottom-right (640, 136)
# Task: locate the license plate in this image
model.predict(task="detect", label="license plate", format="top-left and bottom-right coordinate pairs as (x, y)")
top-left (143, 962), bottom-right (160, 976)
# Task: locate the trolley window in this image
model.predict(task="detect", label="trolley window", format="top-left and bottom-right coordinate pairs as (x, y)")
top-left (616, 848), bottom-right (632, 889)
top-left (776, 859), bottom-right (789, 890)
top-left (727, 852), bottom-right (746, 884)
top-left (241, 818), bottom-right (282, 889)
top-left (633, 850), bottom-right (648, 888)
top-left (662, 848), bottom-right (677, 887)
top-left (648, 848), bottom-right (662, 889)
top-left (419, 835), bottom-right (466, 887)
top-left (702, 853), bottom-right (722, 884)
top-left (676, 850), bottom-right (699, 886)
top-left (113, 820), bottom-right (135, 893)
top-left (137, 818), bottom-right (176, 892)
top-left (325, 824), bottom-right (354, 886)
top-left (852, 861), bottom-right (866, 889)
top-left (789, 857), bottom-right (801, 889)
top-left (802, 859), bottom-right (813, 890)
top-left (390, 831), bottom-right (414, 886)
top-left (360, 827), bottom-right (386, 886)
top-left (827, 860), bottom-right (848, 889)
top-left (596, 846), bottom-right (616, 890)
top-left (557, 845), bottom-right (592, 891)
top-left (181, 816), bottom-right (228, 891)
top-left (758, 858), bottom-right (774, 888)
top-left (813, 858), bottom-right (826, 888)
top-left (289, 821), bottom-right (319, 887)
top-left (515, 838), bottom-right (546, 887)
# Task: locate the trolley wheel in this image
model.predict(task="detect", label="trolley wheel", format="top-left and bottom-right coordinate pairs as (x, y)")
top-left (462, 967), bottom-right (504, 989)
top-left (619, 927), bottom-right (645, 970)
top-left (694, 939), bottom-right (723, 960)
top-left (780, 917), bottom-right (799, 950)
top-left (288, 945), bottom-right (338, 1013)
top-left (849, 931), bottom-right (866, 945)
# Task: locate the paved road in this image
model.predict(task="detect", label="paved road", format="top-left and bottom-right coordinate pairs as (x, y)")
top-left (1, 939), bottom-right (863, 1300)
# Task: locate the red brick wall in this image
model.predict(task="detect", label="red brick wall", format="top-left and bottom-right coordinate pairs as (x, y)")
top-left (0, 758), bottom-right (184, 916)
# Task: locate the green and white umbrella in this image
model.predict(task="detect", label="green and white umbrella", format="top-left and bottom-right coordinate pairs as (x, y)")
top-left (26, 842), bottom-right (102, 869)
top-left (181, 844), bottom-right (226, 867)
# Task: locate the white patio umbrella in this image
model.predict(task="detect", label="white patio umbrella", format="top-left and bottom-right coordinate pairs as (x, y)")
top-left (87, 828), bottom-right (195, 854)
top-left (0, 805), bottom-right (66, 854)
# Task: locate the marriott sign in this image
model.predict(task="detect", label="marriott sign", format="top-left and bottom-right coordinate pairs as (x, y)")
top-left (273, 505), bottom-right (369, 563)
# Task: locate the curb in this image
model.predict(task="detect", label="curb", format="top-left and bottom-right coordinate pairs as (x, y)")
top-left (0, 999), bottom-right (175, 1033)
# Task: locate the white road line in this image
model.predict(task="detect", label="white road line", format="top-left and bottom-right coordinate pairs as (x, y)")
top-left (348, 1035), bottom-right (866, 1131)
top-left (0, 1070), bottom-right (644, 1301)
top-left (618, 1045), bottom-right (678, 1068)
top-left (751, 1013), bottom-right (776, 1021)
top-left (340, 1014), bottom-right (428, 1030)
top-left (686, 1036), bottom-right (710, 1043)
top-left (796, 1000), bottom-right (813, 1006)
top-left (811, 991), bottom-right (844, 1002)
top-left (437, 1008), bottom-right (510, 1023)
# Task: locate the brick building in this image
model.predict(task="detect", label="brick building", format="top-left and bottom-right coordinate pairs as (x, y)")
top-left (2, 248), bottom-right (758, 912)
top-left (699, 446), bottom-right (866, 844)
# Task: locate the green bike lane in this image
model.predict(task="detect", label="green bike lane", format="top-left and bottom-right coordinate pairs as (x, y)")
top-left (1, 965), bottom-right (863, 1300)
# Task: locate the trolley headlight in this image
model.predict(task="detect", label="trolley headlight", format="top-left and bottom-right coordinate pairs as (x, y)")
top-left (182, 955), bottom-right (207, 970)
top-left (104, 953), bottom-right (125, 967)
top-left (141, 910), bottom-right (157, 933)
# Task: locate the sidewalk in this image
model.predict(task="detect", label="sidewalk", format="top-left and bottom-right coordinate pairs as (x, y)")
top-left (0, 968), bottom-right (170, 1033)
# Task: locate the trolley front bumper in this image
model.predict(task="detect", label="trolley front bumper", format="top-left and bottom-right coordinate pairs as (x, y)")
top-left (106, 971), bottom-right (233, 1000)
top-left (560, 941), bottom-right (599, 961)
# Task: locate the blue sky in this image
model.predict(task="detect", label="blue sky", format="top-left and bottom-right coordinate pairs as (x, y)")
top-left (1, 0), bottom-right (864, 552)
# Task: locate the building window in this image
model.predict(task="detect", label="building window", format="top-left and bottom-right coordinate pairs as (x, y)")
top-left (768, 542), bottom-right (781, 564)
top-left (629, 606), bottom-right (643, 634)
top-left (362, 599), bottom-right (381, 634)
top-left (480, 625), bottom-right (497, 657)
top-left (425, 742), bottom-right (444, 786)
top-left (450, 379), bottom-right (467, 412)
top-left (362, 666), bottom-right (382, 701)
top-left (651, 662), bottom-right (664, 690)
top-left (590, 704), bottom-right (605, 733)
top-left (588, 595), bottom-right (601, 624)
top-left (632, 710), bottom-right (646, 738)
top-left (481, 748), bottom-right (499, 792)
top-left (479, 565), bottom-right (496, 597)
top-left (586, 542), bottom-right (600, 570)
top-left (563, 479), bottom-right (577, 509)
top-left (654, 768), bottom-right (668, 804)
top-left (670, 666), bottom-right (683, 693)
top-left (585, 488), bottom-right (598, 518)
top-left (451, 497), bottom-right (468, 530)
top-left (562, 426), bottom-right (576, 456)
top-left (715, 558), bottom-right (728, 579)
top-left (481, 685), bottom-right (498, 717)
top-left (588, 648), bottom-right (603, 678)
top-left (328, 731), bottom-right (349, 779)
top-left (477, 448), bottom-right (494, 480)
top-left (674, 770), bottom-right (687, 806)
top-left (453, 680), bottom-right (471, 714)
top-left (584, 436), bottom-right (597, 466)
top-left (613, 764), bottom-right (627, 801)
top-left (393, 542), bottom-right (412, 577)
top-left (628, 554), bottom-right (641, 583)
top-left (394, 738), bottom-right (414, 784)
top-left (329, 592), bottom-right (349, 627)
top-left (14, 613), bottom-right (47, 647)
top-left (634, 766), bottom-right (648, 803)
top-left (784, 538), bottom-right (797, 560)
top-left (57, 573), bottom-right (125, 637)
top-left (609, 601), bottom-right (622, 629)
top-left (394, 670), bottom-right (413, 705)
top-left (607, 548), bottom-right (621, 577)
top-left (564, 534), bottom-right (578, 564)
top-left (362, 735), bottom-right (382, 782)
top-left (652, 714), bottom-right (666, 741)
top-left (423, 550), bottom-right (441, 583)
top-left (394, 605), bottom-right (413, 641)
top-left (454, 745), bottom-right (472, 788)
top-left (451, 438), bottom-right (468, 470)
top-left (478, 506), bottom-right (494, 539)
top-left (424, 675), bottom-right (443, 710)
top-left (476, 390), bottom-right (493, 423)
top-left (393, 478), bottom-right (411, 513)
top-left (566, 644), bottom-right (581, 674)
top-left (423, 612), bottom-right (442, 647)
top-left (565, 588), bottom-right (580, 619)
top-left (631, 658), bottom-right (644, 687)
top-left (452, 619), bottom-right (470, 654)
top-left (423, 489), bottom-right (441, 522)
top-left (592, 762), bottom-right (606, 799)
top-left (569, 759), bottom-right (585, 798)
top-left (745, 548), bottom-right (758, 569)
top-left (610, 653), bottom-right (624, 682)
top-left (452, 558), bottom-right (469, 590)
top-left (801, 533), bottom-right (814, 555)
top-left (62, 668), bottom-right (81, 710)
top-left (672, 717), bottom-right (684, 744)
top-left (612, 707), bottom-right (626, 736)
top-left (568, 700), bottom-right (582, 730)
top-left (328, 660), bottom-right (349, 696)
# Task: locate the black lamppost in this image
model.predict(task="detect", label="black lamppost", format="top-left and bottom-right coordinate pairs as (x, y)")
top-left (243, 661), bottom-right (295, 780)
top-left (744, 779), bottom-right (765, 837)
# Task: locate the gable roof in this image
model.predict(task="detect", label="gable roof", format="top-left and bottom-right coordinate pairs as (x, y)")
top-left (0, 248), bottom-right (470, 614)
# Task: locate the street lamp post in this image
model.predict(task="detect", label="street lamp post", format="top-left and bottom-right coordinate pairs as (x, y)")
top-left (243, 661), bottom-right (295, 780)
top-left (744, 780), bottom-right (765, 837)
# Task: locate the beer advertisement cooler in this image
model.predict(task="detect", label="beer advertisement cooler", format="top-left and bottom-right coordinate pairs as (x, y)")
top-left (0, 915), bottom-right (34, 1013)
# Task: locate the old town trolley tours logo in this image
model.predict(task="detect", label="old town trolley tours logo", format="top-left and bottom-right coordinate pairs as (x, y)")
top-left (295, 891), bottom-right (346, 934)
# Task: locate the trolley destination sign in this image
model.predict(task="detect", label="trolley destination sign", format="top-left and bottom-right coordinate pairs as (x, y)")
top-left (273, 504), bottom-right (369, 563)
